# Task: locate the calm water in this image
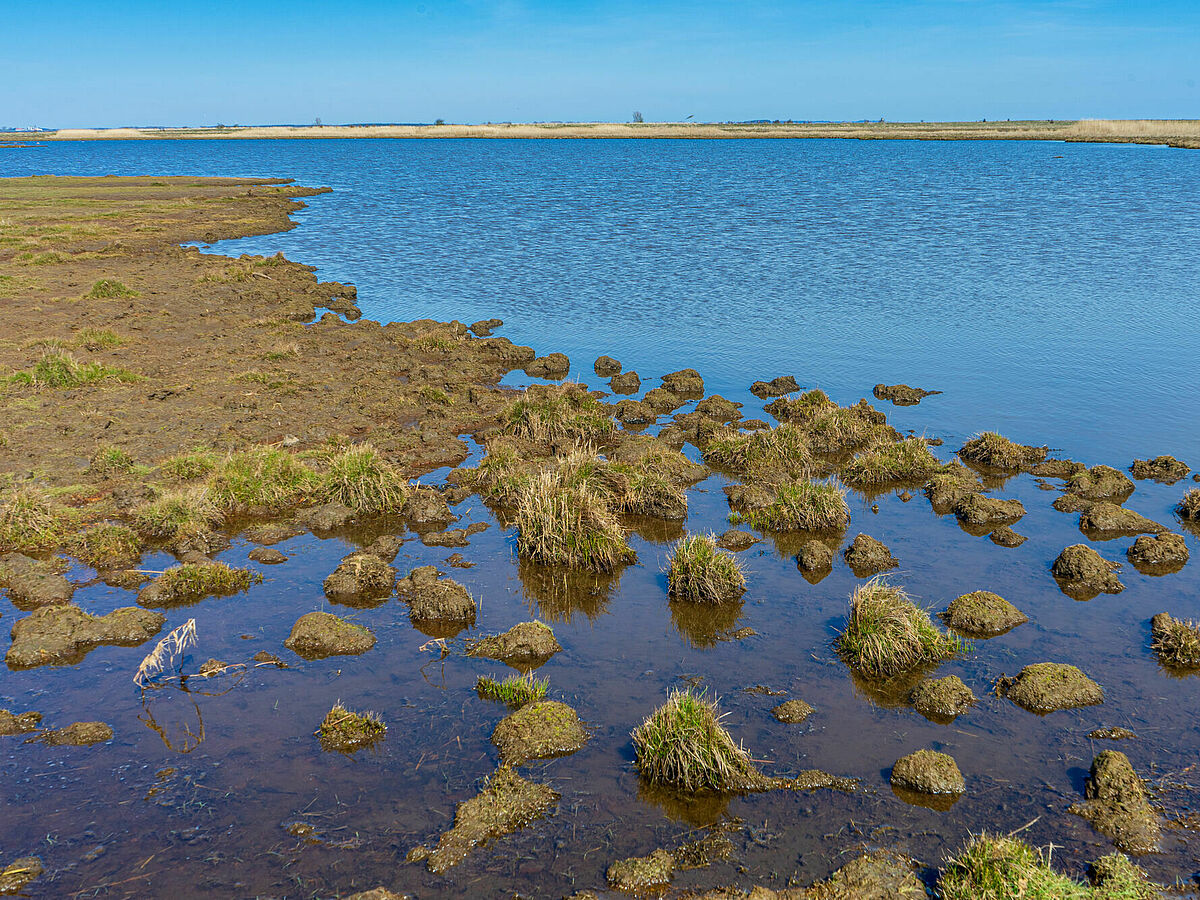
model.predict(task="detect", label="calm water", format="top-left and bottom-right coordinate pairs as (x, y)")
top-left (2, 140), bottom-right (1199, 897)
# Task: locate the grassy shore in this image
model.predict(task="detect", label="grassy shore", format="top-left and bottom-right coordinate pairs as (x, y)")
top-left (18, 119), bottom-right (1200, 149)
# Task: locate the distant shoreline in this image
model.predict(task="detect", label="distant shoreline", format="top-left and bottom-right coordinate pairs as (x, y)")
top-left (16, 120), bottom-right (1200, 149)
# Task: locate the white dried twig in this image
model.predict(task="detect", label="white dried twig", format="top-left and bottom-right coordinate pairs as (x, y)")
top-left (134, 618), bottom-right (197, 687)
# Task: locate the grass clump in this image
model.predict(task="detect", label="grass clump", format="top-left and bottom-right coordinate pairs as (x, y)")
top-left (86, 445), bottom-right (134, 478)
top-left (842, 438), bottom-right (940, 486)
top-left (0, 486), bottom-right (74, 552)
top-left (158, 448), bottom-right (218, 481)
top-left (5, 350), bottom-right (142, 388)
top-left (959, 431), bottom-right (1048, 471)
top-left (71, 327), bottom-right (124, 351)
top-left (938, 834), bottom-right (1159, 900)
top-left (317, 702), bottom-right (386, 753)
top-left (1150, 612), bottom-right (1200, 669)
top-left (764, 388), bottom-right (836, 422)
top-left (317, 443), bottom-right (410, 513)
top-left (476, 672), bottom-right (549, 707)
top-left (503, 384), bottom-right (615, 446)
top-left (131, 486), bottom-right (222, 541)
top-left (1178, 488), bottom-right (1200, 521)
top-left (666, 534), bottom-right (746, 604)
top-left (461, 438), bottom-right (541, 505)
top-left (68, 523), bottom-right (141, 570)
top-left (729, 477), bottom-right (850, 531)
top-left (207, 446), bottom-right (320, 514)
top-left (803, 405), bottom-right (896, 454)
top-left (140, 562), bottom-right (260, 606)
top-left (632, 689), bottom-right (762, 792)
top-left (86, 279), bottom-right (139, 299)
top-left (835, 578), bottom-right (967, 679)
top-left (515, 470), bottom-right (635, 572)
top-left (702, 424), bottom-right (811, 477)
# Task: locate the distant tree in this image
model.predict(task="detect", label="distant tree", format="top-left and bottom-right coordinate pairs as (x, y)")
top-left (435, 118), bottom-right (445, 126)
top-left (314, 117), bottom-right (322, 127)
top-left (632, 111), bottom-right (644, 123)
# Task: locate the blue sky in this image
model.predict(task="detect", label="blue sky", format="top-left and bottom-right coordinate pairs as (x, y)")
top-left (4, 0), bottom-right (1198, 126)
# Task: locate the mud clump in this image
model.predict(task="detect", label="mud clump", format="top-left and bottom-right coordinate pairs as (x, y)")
top-left (469, 317), bottom-right (502, 336)
top-left (1127, 532), bottom-right (1188, 573)
top-left (283, 611), bottom-right (375, 659)
top-left (0, 857), bottom-right (43, 894)
top-left (996, 662), bottom-right (1103, 713)
top-left (525, 352), bottom-right (570, 379)
top-left (989, 525), bottom-right (1027, 547)
top-left (422, 523), bottom-right (487, 548)
top-left (609, 370), bottom-right (640, 394)
top-left (1130, 455), bottom-right (1189, 483)
top-left (0, 709), bottom-right (42, 735)
top-left (842, 534), bottom-right (898, 577)
top-left (396, 566), bottom-right (476, 634)
top-left (408, 766), bottom-right (559, 874)
top-left (323, 552), bottom-right (396, 606)
top-left (908, 676), bottom-right (977, 723)
top-left (1079, 502), bottom-right (1165, 538)
top-left (317, 703), bottom-right (385, 753)
top-left (491, 700), bottom-right (587, 765)
top-left (7, 605), bottom-right (165, 668)
top-left (1070, 750), bottom-right (1160, 854)
top-left (607, 848), bottom-right (675, 893)
top-left (1090, 727), bottom-right (1137, 740)
top-left (958, 432), bottom-right (1047, 471)
top-left (34, 721), bottom-right (113, 746)
top-left (750, 375), bottom-right (799, 399)
top-left (401, 487), bottom-right (454, 526)
top-left (873, 383), bottom-right (940, 405)
top-left (0, 553), bottom-right (73, 608)
top-left (796, 540), bottom-right (834, 578)
top-left (614, 399), bottom-right (657, 425)
top-left (891, 749), bottom-right (965, 796)
top-left (467, 621), bottom-right (562, 668)
top-left (1031, 458), bottom-right (1087, 478)
top-left (247, 546), bottom-right (287, 564)
top-left (1150, 612), bottom-right (1200, 669)
top-left (1052, 544), bottom-right (1124, 599)
top-left (924, 463), bottom-right (983, 513)
top-left (942, 590), bottom-right (1028, 636)
top-left (660, 368), bottom-right (704, 398)
top-left (953, 492), bottom-right (1025, 527)
top-left (695, 395), bottom-right (743, 423)
top-left (771, 699), bottom-right (815, 723)
top-left (1066, 465), bottom-right (1135, 502)
top-left (594, 355), bottom-right (622, 376)
top-left (296, 501), bottom-right (354, 532)
top-left (716, 529), bottom-right (758, 551)
top-left (642, 387), bottom-right (684, 413)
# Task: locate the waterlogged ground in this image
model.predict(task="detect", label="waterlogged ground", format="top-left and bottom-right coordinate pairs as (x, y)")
top-left (2, 405), bottom-right (1199, 896)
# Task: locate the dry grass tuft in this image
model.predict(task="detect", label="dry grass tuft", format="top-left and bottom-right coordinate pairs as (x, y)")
top-left (835, 578), bottom-right (966, 679)
top-left (1178, 488), bottom-right (1200, 521)
top-left (207, 445), bottom-right (320, 513)
top-left (503, 384), bottom-right (615, 446)
top-left (0, 485), bottom-right (75, 552)
top-left (728, 477), bottom-right (850, 531)
top-left (666, 534), bottom-right (746, 604)
top-left (515, 469), bottom-right (634, 572)
top-left (317, 443), bottom-right (410, 513)
top-left (959, 431), bottom-right (1047, 471)
top-left (1150, 613), bottom-right (1200, 669)
top-left (702, 424), bottom-right (812, 477)
top-left (842, 438), bottom-right (941, 486)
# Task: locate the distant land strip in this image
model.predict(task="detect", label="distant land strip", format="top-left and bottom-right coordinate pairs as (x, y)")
top-left (13, 120), bottom-right (1200, 149)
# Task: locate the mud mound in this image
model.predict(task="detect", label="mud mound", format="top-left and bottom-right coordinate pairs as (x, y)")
top-left (1052, 544), bottom-right (1124, 599)
top-left (396, 566), bottom-right (476, 633)
top-left (593, 355), bottom-right (622, 376)
top-left (1069, 750), bottom-right (1160, 854)
top-left (1065, 465), bottom-right (1134, 501)
top-left (323, 552), bottom-right (395, 606)
top-left (872, 384), bottom-right (940, 405)
top-left (1128, 532), bottom-right (1188, 573)
top-left (953, 493), bottom-right (1025, 526)
top-left (1079, 502), bottom-right (1166, 538)
top-left (695, 395), bottom-right (743, 422)
top-left (842, 534), bottom-right (898, 577)
top-left (771, 699), bottom-right (815, 723)
top-left (942, 591), bottom-right (1028, 636)
top-left (525, 353), bottom-right (570, 379)
top-left (33, 721), bottom-right (113, 746)
top-left (996, 662), bottom-right (1103, 713)
top-left (891, 749), bottom-right (965, 795)
top-left (609, 371), bottom-right (640, 394)
top-left (467, 621), bottom-right (562, 668)
top-left (660, 369), bottom-right (704, 398)
top-left (7, 605), bottom-right (164, 668)
top-left (958, 432), bottom-right (1047, 471)
top-left (283, 611), bottom-right (375, 659)
top-left (908, 676), bottom-right (977, 723)
top-left (750, 375), bottom-right (799, 399)
top-left (716, 529), bottom-right (759, 551)
top-left (491, 700), bottom-right (587, 765)
top-left (1130, 455), bottom-right (1189, 483)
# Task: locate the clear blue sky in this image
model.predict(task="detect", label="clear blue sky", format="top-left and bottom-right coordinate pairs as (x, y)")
top-left (4, 0), bottom-right (1197, 127)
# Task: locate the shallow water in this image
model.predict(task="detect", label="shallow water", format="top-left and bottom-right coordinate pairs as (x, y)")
top-left (2, 140), bottom-right (1200, 897)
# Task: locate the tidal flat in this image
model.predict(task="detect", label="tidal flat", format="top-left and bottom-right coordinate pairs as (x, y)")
top-left (0, 176), bottom-right (1197, 897)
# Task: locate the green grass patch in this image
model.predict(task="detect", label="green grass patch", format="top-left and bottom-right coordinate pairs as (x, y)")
top-left (515, 469), bottom-right (634, 572)
top-left (728, 477), bottom-right (849, 531)
top-left (5, 350), bottom-right (142, 388)
top-left (841, 437), bottom-right (941, 486)
top-left (158, 448), bottom-right (218, 481)
top-left (938, 834), bottom-right (1159, 900)
top-left (144, 562), bottom-right (260, 605)
top-left (835, 578), bottom-right (967, 679)
top-left (504, 384), bottom-right (615, 446)
top-left (68, 523), bottom-right (141, 570)
top-left (317, 443), bottom-right (410, 513)
top-left (15, 250), bottom-right (67, 265)
top-left (86, 279), bottom-right (138, 299)
top-left (476, 672), bottom-right (549, 707)
top-left (460, 438), bottom-right (540, 505)
top-left (764, 388), bottom-right (836, 422)
top-left (632, 689), bottom-right (761, 792)
top-left (131, 486), bottom-right (222, 540)
top-left (666, 534), bottom-right (746, 604)
top-left (207, 446), bottom-right (320, 513)
top-left (86, 445), bottom-right (134, 478)
top-left (71, 327), bottom-right (125, 351)
top-left (0, 486), bottom-right (75, 552)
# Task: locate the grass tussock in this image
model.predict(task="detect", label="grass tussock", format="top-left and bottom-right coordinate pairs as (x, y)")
top-left (1178, 488), bottom-right (1200, 521)
top-left (938, 834), bottom-right (1159, 900)
top-left (803, 405), bottom-right (896, 454)
top-left (959, 431), bottom-right (1047, 470)
top-left (764, 388), bottom-right (836, 422)
top-left (836, 578), bottom-right (966, 679)
top-left (150, 562), bottom-right (259, 604)
top-left (86, 279), bottom-right (139, 299)
top-left (318, 702), bottom-right (386, 752)
top-left (515, 469), bottom-right (634, 572)
top-left (1150, 613), bottom-right (1200, 669)
top-left (158, 448), bottom-right (218, 481)
top-left (86, 445), bottom-right (135, 478)
top-left (503, 384), bottom-right (615, 446)
top-left (729, 477), bottom-right (850, 531)
top-left (476, 672), bottom-right (549, 707)
top-left (317, 443), bottom-right (410, 513)
top-left (69, 523), bottom-right (141, 570)
top-left (842, 438), bottom-right (940, 486)
top-left (702, 423), bottom-right (811, 477)
top-left (207, 446), bottom-right (320, 513)
top-left (461, 438), bottom-right (543, 505)
top-left (132, 486), bottom-right (222, 540)
top-left (72, 327), bottom-right (125, 351)
top-left (5, 350), bottom-right (143, 388)
top-left (667, 534), bottom-right (746, 604)
top-left (0, 485), bottom-right (75, 552)
top-left (632, 689), bottom-right (762, 792)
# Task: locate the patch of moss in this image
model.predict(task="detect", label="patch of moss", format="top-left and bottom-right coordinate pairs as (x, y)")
top-left (942, 590), bottom-right (1028, 637)
top-left (995, 662), bottom-right (1104, 713)
top-left (491, 700), bottom-right (588, 765)
top-left (607, 848), bottom-right (675, 893)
